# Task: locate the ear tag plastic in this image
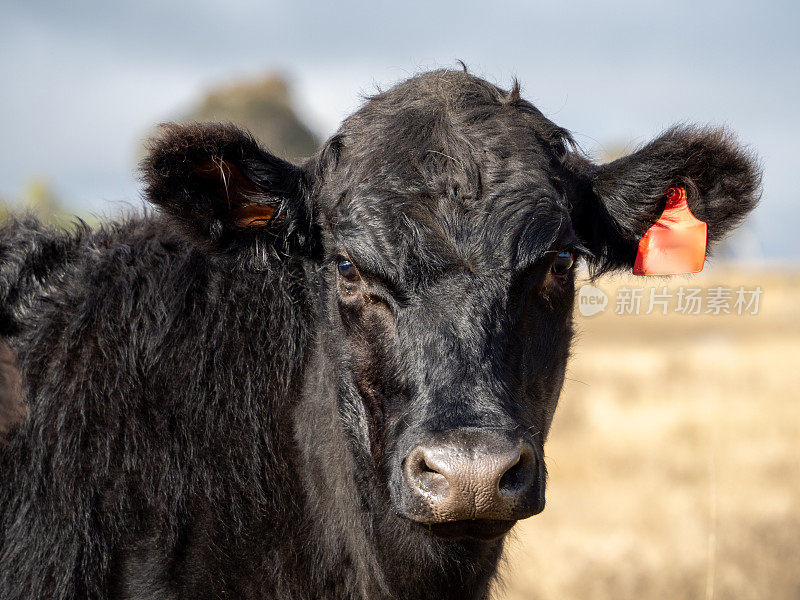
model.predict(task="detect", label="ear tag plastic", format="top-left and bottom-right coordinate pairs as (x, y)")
top-left (632, 186), bottom-right (707, 276)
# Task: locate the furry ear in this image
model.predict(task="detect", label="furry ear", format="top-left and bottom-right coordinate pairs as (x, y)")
top-left (141, 122), bottom-right (315, 252)
top-left (566, 126), bottom-right (762, 273)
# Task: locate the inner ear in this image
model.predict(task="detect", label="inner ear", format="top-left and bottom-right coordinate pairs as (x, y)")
top-left (195, 158), bottom-right (278, 228)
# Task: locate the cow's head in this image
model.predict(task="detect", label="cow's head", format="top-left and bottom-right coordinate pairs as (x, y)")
top-left (143, 70), bottom-right (759, 545)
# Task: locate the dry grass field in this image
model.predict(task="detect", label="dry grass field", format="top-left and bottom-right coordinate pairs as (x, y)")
top-left (495, 266), bottom-right (800, 600)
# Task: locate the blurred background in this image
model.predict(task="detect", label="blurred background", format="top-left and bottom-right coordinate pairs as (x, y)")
top-left (1, 0), bottom-right (797, 598)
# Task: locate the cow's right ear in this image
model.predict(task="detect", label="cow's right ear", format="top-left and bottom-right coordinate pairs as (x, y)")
top-left (142, 122), bottom-right (316, 253)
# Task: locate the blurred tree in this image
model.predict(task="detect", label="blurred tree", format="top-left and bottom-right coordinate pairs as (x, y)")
top-left (24, 179), bottom-right (61, 215)
top-left (18, 179), bottom-right (73, 226)
top-left (178, 73), bottom-right (320, 160)
top-left (597, 143), bottom-right (631, 164)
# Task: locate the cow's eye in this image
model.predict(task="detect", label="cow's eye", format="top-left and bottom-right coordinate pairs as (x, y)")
top-left (551, 250), bottom-right (574, 276)
top-left (338, 259), bottom-right (360, 282)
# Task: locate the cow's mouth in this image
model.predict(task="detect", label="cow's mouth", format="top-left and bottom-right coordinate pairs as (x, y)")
top-left (415, 519), bottom-right (517, 541)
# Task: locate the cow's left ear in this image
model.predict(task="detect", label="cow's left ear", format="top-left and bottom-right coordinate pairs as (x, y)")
top-left (565, 126), bottom-right (761, 273)
top-left (142, 122), bottom-right (316, 253)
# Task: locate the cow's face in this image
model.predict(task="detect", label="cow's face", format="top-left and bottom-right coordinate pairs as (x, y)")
top-left (143, 70), bottom-right (760, 543)
top-left (310, 78), bottom-right (582, 537)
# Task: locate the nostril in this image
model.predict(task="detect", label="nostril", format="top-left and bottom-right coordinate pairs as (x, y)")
top-left (498, 457), bottom-right (523, 492)
top-left (419, 457), bottom-right (438, 474)
top-left (405, 447), bottom-right (450, 499)
top-left (498, 448), bottom-right (535, 496)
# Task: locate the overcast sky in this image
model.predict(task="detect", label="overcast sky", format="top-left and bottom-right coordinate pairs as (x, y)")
top-left (1, 0), bottom-right (797, 258)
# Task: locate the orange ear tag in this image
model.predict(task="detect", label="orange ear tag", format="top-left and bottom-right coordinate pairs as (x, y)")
top-left (632, 186), bottom-right (707, 276)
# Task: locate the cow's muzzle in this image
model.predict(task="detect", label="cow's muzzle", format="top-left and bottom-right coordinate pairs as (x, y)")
top-left (397, 429), bottom-right (544, 537)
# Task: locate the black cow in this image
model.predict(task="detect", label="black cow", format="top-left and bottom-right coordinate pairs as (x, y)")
top-left (0, 69), bottom-right (760, 599)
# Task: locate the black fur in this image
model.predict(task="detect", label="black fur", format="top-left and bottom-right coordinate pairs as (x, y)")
top-left (0, 342), bottom-right (23, 437)
top-left (0, 69), bottom-right (760, 599)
